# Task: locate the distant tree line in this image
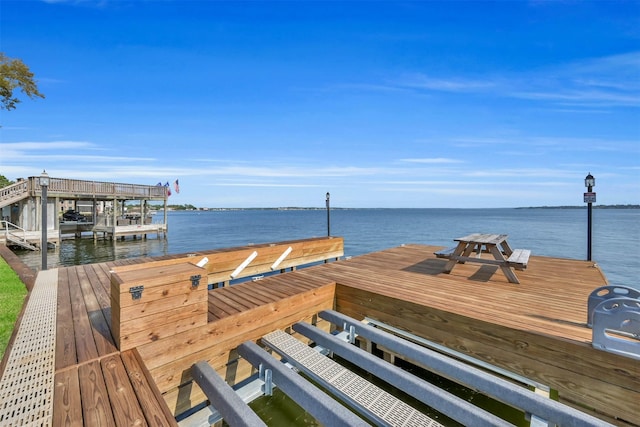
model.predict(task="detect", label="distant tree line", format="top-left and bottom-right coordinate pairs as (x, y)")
top-left (167, 204), bottom-right (198, 211)
top-left (0, 174), bottom-right (13, 188)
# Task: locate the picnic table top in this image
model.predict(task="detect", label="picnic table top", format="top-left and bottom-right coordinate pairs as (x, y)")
top-left (454, 233), bottom-right (509, 245)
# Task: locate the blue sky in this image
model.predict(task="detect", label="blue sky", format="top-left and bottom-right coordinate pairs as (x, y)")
top-left (1, 1), bottom-right (638, 208)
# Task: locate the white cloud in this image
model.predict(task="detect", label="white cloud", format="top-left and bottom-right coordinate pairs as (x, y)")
top-left (0, 141), bottom-right (94, 150)
top-left (348, 51), bottom-right (640, 109)
top-left (394, 73), bottom-right (497, 92)
top-left (399, 158), bottom-right (464, 164)
top-left (212, 182), bottom-right (324, 188)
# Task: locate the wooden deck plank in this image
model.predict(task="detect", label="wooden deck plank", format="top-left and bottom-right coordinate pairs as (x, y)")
top-left (78, 360), bottom-right (116, 426)
top-left (253, 276), bottom-right (317, 296)
top-left (76, 265), bottom-right (118, 357)
top-left (67, 266), bottom-right (100, 364)
top-left (220, 284), bottom-right (274, 305)
top-left (100, 355), bottom-right (148, 426)
top-left (88, 262), bottom-right (114, 305)
top-left (232, 282), bottom-right (288, 303)
top-left (53, 367), bottom-right (83, 426)
top-left (207, 292), bottom-right (242, 314)
top-left (216, 286), bottom-right (263, 308)
top-left (207, 294), bottom-right (236, 320)
top-left (120, 349), bottom-right (178, 427)
top-left (55, 267), bottom-right (77, 370)
top-left (210, 288), bottom-right (257, 311)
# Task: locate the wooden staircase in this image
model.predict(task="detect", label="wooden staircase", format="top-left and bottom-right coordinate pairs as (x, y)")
top-left (0, 180), bottom-right (30, 209)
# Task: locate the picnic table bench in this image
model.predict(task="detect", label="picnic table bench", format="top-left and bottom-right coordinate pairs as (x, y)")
top-left (435, 233), bottom-right (530, 284)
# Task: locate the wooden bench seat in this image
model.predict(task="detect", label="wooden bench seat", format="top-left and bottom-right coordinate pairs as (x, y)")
top-left (506, 249), bottom-right (531, 270)
top-left (435, 246), bottom-right (458, 258)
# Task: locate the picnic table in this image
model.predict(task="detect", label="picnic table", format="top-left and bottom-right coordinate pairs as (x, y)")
top-left (435, 233), bottom-right (530, 284)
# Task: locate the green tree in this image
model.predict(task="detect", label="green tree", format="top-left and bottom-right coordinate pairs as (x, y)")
top-left (0, 53), bottom-right (45, 111)
top-left (0, 174), bottom-right (14, 188)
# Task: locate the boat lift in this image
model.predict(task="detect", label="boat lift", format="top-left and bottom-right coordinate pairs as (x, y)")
top-left (186, 311), bottom-right (614, 427)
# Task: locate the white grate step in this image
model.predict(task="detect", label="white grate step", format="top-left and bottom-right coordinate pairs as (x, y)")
top-left (0, 269), bottom-right (58, 426)
top-left (262, 329), bottom-right (443, 427)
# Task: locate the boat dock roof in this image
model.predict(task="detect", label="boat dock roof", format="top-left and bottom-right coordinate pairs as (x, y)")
top-left (1, 240), bottom-right (637, 426)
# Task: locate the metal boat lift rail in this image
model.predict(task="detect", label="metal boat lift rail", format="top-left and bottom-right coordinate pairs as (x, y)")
top-left (317, 309), bottom-right (613, 427)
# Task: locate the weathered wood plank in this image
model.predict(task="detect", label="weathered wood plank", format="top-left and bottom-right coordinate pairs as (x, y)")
top-left (76, 265), bottom-right (118, 356)
top-left (118, 302), bottom-right (208, 350)
top-left (434, 246), bottom-right (458, 258)
top-left (78, 360), bottom-right (116, 426)
top-left (225, 283), bottom-right (279, 305)
top-left (208, 294), bottom-right (241, 318)
top-left (55, 267), bottom-right (77, 370)
top-left (100, 355), bottom-right (148, 426)
top-left (116, 286), bottom-right (205, 320)
top-left (506, 248), bottom-right (531, 269)
top-left (53, 367), bottom-right (82, 426)
top-left (67, 267), bottom-right (100, 364)
top-left (120, 349), bottom-right (178, 426)
top-left (87, 263), bottom-right (113, 309)
top-left (211, 288), bottom-right (259, 311)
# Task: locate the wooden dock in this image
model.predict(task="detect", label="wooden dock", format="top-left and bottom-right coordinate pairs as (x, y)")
top-left (1, 238), bottom-right (638, 426)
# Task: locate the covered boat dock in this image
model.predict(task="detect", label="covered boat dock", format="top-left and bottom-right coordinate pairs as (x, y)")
top-left (0, 176), bottom-right (168, 250)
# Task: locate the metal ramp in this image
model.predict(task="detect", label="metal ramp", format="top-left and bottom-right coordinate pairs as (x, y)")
top-left (6, 233), bottom-right (38, 251)
top-left (261, 329), bottom-right (443, 427)
top-left (2, 221), bottom-right (38, 251)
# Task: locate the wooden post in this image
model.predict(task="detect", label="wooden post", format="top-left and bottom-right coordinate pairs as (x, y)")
top-left (112, 198), bottom-right (117, 241)
top-left (163, 191), bottom-right (168, 237)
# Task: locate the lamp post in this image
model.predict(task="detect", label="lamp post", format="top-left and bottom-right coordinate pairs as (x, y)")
top-left (584, 173), bottom-right (596, 261)
top-left (326, 192), bottom-right (331, 237)
top-left (40, 170), bottom-right (50, 270)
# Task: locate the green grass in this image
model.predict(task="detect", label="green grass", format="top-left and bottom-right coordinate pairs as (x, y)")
top-left (0, 257), bottom-right (27, 361)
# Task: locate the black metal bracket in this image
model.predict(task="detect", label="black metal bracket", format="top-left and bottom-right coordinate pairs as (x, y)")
top-left (191, 274), bottom-right (202, 289)
top-left (129, 285), bottom-right (144, 300)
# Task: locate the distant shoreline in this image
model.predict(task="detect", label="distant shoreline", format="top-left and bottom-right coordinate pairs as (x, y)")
top-left (516, 204), bottom-right (640, 210)
top-left (158, 204), bottom-right (640, 211)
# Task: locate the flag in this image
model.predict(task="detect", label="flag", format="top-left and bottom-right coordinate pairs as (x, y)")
top-left (156, 182), bottom-right (162, 186)
top-left (174, 179), bottom-right (180, 194)
top-left (164, 182), bottom-right (171, 197)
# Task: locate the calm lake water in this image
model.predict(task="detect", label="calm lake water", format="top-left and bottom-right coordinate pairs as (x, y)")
top-left (16, 208), bottom-right (640, 287)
